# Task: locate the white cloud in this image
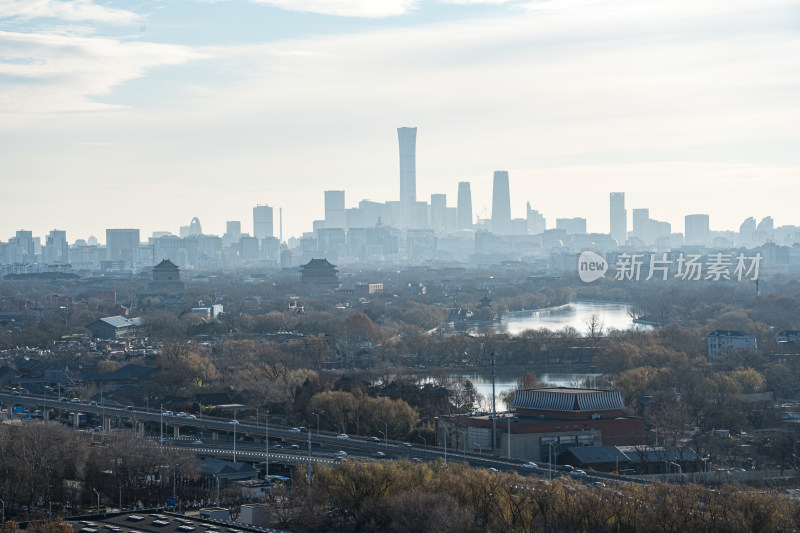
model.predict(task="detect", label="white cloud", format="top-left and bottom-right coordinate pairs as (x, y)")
top-left (0, 0), bottom-right (140, 24)
top-left (247, 0), bottom-right (418, 18)
top-left (0, 30), bottom-right (205, 113)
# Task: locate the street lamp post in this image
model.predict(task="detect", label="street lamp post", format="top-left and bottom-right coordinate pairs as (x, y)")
top-left (417, 435), bottom-right (426, 446)
top-left (1, 497), bottom-right (5, 525)
top-left (92, 489), bottom-right (100, 514)
top-left (378, 419), bottom-right (389, 444)
top-left (548, 441), bottom-right (556, 480)
top-left (474, 442), bottom-right (482, 455)
top-left (378, 430), bottom-right (386, 445)
top-left (230, 420), bottom-right (239, 463)
top-left (313, 411), bottom-right (323, 435)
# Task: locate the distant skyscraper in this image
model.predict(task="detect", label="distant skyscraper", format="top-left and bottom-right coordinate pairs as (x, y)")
top-left (757, 216), bottom-right (774, 233)
top-left (430, 193), bottom-right (446, 232)
top-left (324, 190), bottom-right (346, 229)
top-left (457, 182), bottom-right (473, 229)
top-left (685, 214), bottom-right (710, 246)
top-left (526, 203), bottom-right (546, 234)
top-left (45, 229), bottom-right (68, 263)
top-left (740, 217), bottom-right (756, 234)
top-left (491, 171), bottom-right (511, 234)
top-left (610, 192), bottom-right (627, 245)
top-left (556, 217), bottom-right (587, 235)
top-left (632, 208), bottom-right (649, 238)
top-left (106, 228), bottom-right (140, 262)
top-left (223, 221), bottom-right (241, 246)
top-left (14, 230), bottom-right (34, 261)
top-left (253, 205), bottom-right (274, 241)
top-left (398, 127), bottom-right (417, 228)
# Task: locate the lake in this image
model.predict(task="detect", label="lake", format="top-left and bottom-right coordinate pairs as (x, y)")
top-left (424, 369), bottom-right (602, 411)
top-left (426, 300), bottom-right (646, 409)
top-left (495, 300), bottom-right (650, 335)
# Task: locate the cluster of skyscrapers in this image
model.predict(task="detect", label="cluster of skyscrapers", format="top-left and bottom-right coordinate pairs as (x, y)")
top-left (1, 126), bottom-right (799, 273)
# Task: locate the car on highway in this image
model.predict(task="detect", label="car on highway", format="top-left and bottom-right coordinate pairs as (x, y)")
top-left (271, 444), bottom-right (283, 449)
top-left (522, 462), bottom-right (538, 469)
top-left (70, 398), bottom-right (80, 403)
top-left (187, 414), bottom-right (197, 420)
top-left (335, 450), bottom-right (348, 457)
top-left (88, 401), bottom-right (97, 406)
top-left (372, 451), bottom-right (386, 458)
top-left (403, 442), bottom-right (413, 447)
top-left (368, 436), bottom-right (381, 442)
top-left (289, 427), bottom-right (302, 433)
top-left (193, 440), bottom-right (204, 445)
top-left (486, 467), bottom-right (499, 472)
top-left (559, 465), bottom-right (575, 472)
top-left (176, 412), bottom-right (187, 417)
top-left (336, 434), bottom-right (349, 439)
top-left (229, 419), bottom-right (239, 424)
top-left (162, 411), bottom-right (173, 416)
top-left (334, 456), bottom-right (347, 463)
top-left (124, 405), bottom-right (133, 411)
top-left (289, 444), bottom-right (300, 450)
top-left (411, 457), bottom-right (421, 463)
top-left (59, 397), bottom-right (68, 401)
top-left (570, 469), bottom-right (587, 477)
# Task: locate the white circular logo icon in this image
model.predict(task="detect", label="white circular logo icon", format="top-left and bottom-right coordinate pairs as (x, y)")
top-left (578, 251), bottom-right (608, 283)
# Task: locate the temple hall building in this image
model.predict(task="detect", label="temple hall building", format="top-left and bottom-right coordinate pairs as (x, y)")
top-left (437, 387), bottom-right (645, 463)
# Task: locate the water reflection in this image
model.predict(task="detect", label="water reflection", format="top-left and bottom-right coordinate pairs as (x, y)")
top-left (496, 300), bottom-right (650, 335)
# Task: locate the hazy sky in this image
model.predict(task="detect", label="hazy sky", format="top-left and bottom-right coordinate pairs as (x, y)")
top-left (2, 0), bottom-right (799, 243)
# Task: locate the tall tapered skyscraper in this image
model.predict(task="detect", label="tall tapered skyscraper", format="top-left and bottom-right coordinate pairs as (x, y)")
top-left (610, 192), bottom-right (627, 245)
top-left (398, 127), bottom-right (417, 228)
top-left (491, 170), bottom-right (511, 234)
top-left (457, 181), bottom-right (473, 229)
top-left (253, 205), bottom-right (274, 241)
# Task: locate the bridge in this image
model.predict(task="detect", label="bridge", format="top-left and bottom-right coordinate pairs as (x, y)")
top-left (0, 392), bottom-right (630, 484)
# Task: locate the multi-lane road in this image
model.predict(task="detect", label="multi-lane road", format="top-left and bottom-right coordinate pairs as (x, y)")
top-left (0, 391), bottom-right (627, 484)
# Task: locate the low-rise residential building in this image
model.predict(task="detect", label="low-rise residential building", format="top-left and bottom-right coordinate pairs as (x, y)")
top-left (707, 330), bottom-right (757, 359)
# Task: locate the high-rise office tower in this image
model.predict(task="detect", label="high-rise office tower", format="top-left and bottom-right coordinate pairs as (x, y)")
top-left (106, 228), bottom-right (140, 262)
top-left (757, 216), bottom-right (774, 233)
top-left (491, 170), bottom-right (512, 234)
top-left (526, 203), bottom-right (546, 234)
top-left (325, 190), bottom-right (346, 229)
top-left (632, 208), bottom-right (649, 238)
top-left (398, 126), bottom-right (417, 228)
top-left (430, 193), bottom-right (446, 232)
top-left (45, 229), bottom-right (68, 263)
top-left (685, 214), bottom-right (710, 246)
top-left (457, 182), bottom-right (473, 229)
top-left (14, 230), bottom-right (34, 261)
top-left (223, 221), bottom-right (242, 246)
top-left (253, 205), bottom-right (274, 241)
top-left (610, 192), bottom-right (627, 245)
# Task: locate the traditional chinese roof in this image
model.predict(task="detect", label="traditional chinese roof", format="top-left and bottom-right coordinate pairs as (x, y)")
top-left (154, 259), bottom-right (179, 270)
top-left (301, 258), bottom-right (337, 270)
top-left (512, 387), bottom-right (624, 412)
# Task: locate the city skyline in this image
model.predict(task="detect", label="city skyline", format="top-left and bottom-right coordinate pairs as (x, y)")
top-left (2, 0), bottom-right (799, 241)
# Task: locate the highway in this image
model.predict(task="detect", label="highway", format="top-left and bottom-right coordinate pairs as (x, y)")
top-left (0, 391), bottom-right (629, 484)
